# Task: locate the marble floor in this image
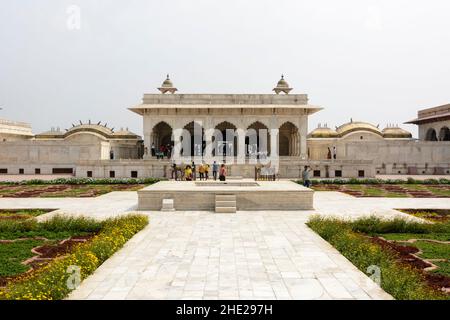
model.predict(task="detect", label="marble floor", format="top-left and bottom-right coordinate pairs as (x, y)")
top-left (0, 191), bottom-right (448, 300)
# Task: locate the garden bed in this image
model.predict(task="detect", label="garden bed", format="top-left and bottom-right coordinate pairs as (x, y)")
top-left (0, 213), bottom-right (148, 299)
top-left (310, 184), bottom-right (450, 198)
top-left (0, 178), bottom-right (160, 198)
top-left (397, 209), bottom-right (450, 222)
top-left (307, 215), bottom-right (450, 299)
top-left (0, 209), bottom-right (54, 220)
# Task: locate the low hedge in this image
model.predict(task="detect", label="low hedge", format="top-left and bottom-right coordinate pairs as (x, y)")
top-left (307, 216), bottom-right (448, 300)
top-left (296, 177), bottom-right (450, 185)
top-left (0, 177), bottom-right (161, 186)
top-left (0, 214), bottom-right (148, 300)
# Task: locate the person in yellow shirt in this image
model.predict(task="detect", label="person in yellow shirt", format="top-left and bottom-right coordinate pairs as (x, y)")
top-left (198, 163), bottom-right (205, 180)
top-left (184, 165), bottom-right (193, 181)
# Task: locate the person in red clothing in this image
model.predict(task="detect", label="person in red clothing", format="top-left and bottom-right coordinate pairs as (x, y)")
top-left (219, 164), bottom-right (227, 181)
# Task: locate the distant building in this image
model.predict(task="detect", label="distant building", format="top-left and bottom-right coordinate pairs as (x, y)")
top-left (0, 118), bottom-right (33, 141)
top-left (405, 104), bottom-right (450, 141)
top-left (0, 76), bottom-right (449, 178)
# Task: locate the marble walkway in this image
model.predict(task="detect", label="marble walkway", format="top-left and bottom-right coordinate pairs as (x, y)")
top-left (0, 191), bottom-right (448, 300)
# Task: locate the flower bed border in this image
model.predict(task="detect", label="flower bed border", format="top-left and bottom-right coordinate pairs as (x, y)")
top-left (0, 214), bottom-right (148, 300)
top-left (307, 216), bottom-right (449, 300)
top-left (0, 177), bottom-right (161, 186)
top-left (296, 177), bottom-right (450, 185)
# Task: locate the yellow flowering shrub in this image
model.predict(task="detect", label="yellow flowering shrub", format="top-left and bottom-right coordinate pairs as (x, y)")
top-left (0, 214), bottom-right (148, 300)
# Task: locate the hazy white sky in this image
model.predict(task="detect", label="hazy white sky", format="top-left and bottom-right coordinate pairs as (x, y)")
top-left (1, 0), bottom-right (449, 137)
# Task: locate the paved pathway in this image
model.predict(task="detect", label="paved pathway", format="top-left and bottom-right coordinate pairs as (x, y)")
top-left (1, 191), bottom-right (449, 300)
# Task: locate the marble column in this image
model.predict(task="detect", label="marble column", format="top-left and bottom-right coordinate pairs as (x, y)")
top-left (203, 118), bottom-right (214, 162)
top-left (299, 116), bottom-right (308, 160)
top-left (236, 126), bottom-right (246, 165)
top-left (172, 119), bottom-right (184, 163)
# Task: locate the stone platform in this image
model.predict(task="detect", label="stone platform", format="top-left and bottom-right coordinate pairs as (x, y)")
top-left (137, 180), bottom-right (314, 211)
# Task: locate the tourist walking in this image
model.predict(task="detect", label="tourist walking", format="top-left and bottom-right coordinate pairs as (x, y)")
top-left (212, 161), bottom-right (218, 180)
top-left (219, 164), bottom-right (227, 181)
top-left (302, 165), bottom-right (311, 188)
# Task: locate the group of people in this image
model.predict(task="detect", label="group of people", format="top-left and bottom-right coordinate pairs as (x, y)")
top-left (151, 143), bottom-right (172, 159)
top-left (172, 161), bottom-right (227, 181)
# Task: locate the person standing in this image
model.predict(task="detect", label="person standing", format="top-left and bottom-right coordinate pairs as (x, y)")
top-left (191, 161), bottom-right (196, 180)
top-left (198, 163), bottom-right (205, 180)
top-left (212, 161), bottom-right (218, 181)
top-left (184, 165), bottom-right (193, 181)
top-left (171, 162), bottom-right (176, 180)
top-left (151, 143), bottom-right (155, 157)
top-left (302, 166), bottom-right (311, 188)
top-left (204, 163), bottom-right (210, 180)
top-left (219, 164), bottom-right (227, 181)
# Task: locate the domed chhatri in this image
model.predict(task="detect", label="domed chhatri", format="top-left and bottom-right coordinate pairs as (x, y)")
top-left (309, 124), bottom-right (338, 138)
top-left (273, 75), bottom-right (293, 94)
top-left (382, 125), bottom-right (412, 139)
top-left (157, 74), bottom-right (178, 94)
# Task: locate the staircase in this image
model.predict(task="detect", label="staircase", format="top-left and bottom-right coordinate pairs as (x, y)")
top-left (215, 194), bottom-right (237, 213)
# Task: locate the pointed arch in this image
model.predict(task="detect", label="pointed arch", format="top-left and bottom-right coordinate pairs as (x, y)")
top-left (425, 128), bottom-right (438, 141)
top-left (152, 121), bottom-right (173, 149)
top-left (214, 121), bottom-right (238, 157)
top-left (279, 121), bottom-right (299, 156)
top-left (439, 126), bottom-right (450, 141)
top-left (246, 121), bottom-right (270, 156)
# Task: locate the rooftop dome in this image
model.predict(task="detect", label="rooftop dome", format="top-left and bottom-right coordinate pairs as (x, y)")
top-left (273, 75), bottom-right (292, 94)
top-left (308, 124), bottom-right (338, 138)
top-left (336, 120), bottom-right (382, 137)
top-left (158, 74), bottom-right (177, 94)
top-left (382, 125), bottom-right (412, 139)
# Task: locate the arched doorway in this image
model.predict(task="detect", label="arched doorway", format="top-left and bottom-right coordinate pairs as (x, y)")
top-left (425, 128), bottom-right (438, 141)
top-left (246, 121), bottom-right (270, 157)
top-left (183, 121), bottom-right (204, 156)
top-left (214, 121), bottom-right (237, 157)
top-left (439, 127), bottom-right (450, 141)
top-left (152, 122), bottom-right (173, 148)
top-left (279, 122), bottom-right (298, 156)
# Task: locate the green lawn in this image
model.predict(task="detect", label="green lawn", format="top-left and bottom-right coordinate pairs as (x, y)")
top-left (0, 240), bottom-right (46, 277)
top-left (0, 216), bottom-right (103, 279)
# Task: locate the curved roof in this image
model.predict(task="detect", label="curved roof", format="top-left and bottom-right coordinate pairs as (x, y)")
top-left (382, 126), bottom-right (412, 139)
top-left (308, 126), bottom-right (338, 138)
top-left (35, 123), bottom-right (141, 140)
top-left (336, 121), bottom-right (382, 137)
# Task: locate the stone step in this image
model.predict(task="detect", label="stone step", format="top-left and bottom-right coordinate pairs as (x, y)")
top-left (215, 206), bottom-right (237, 213)
top-left (215, 194), bottom-right (236, 201)
top-left (215, 200), bottom-right (236, 207)
top-left (227, 176), bottom-right (243, 180)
